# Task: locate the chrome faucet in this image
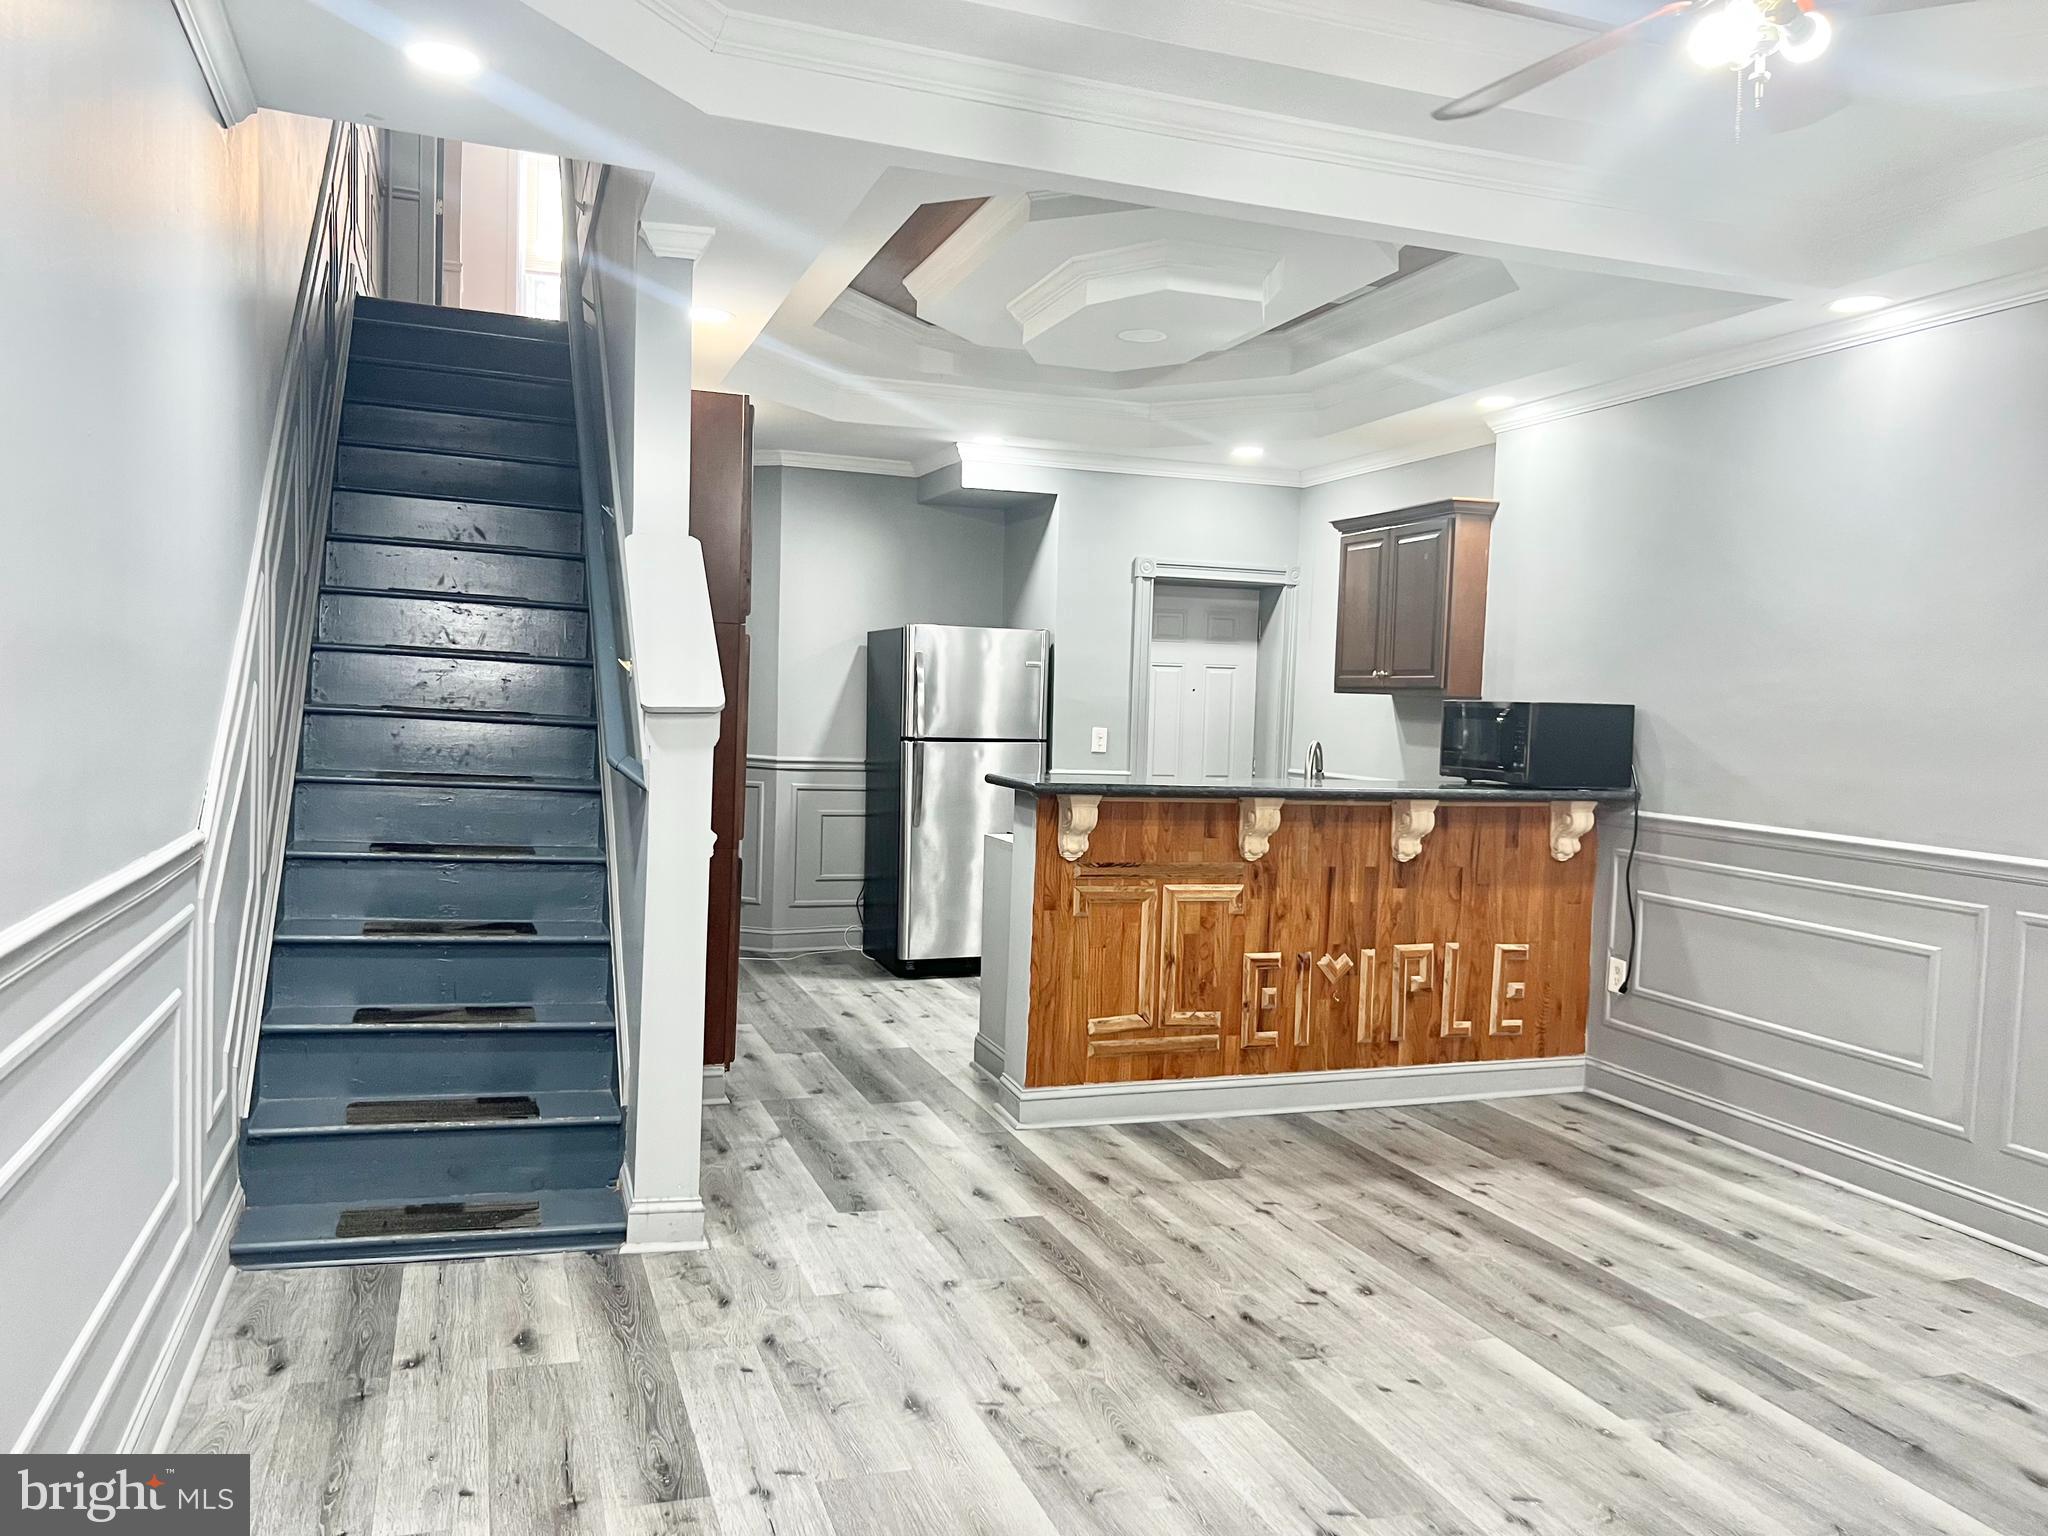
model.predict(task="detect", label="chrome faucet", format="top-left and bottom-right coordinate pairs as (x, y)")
top-left (1305, 739), bottom-right (1326, 785)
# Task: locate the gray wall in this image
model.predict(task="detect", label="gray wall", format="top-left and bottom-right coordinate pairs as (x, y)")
top-left (1034, 471), bottom-right (1301, 774)
top-left (0, 1), bottom-right (335, 1451)
top-left (1292, 445), bottom-right (1497, 779)
top-left (742, 467), bottom-right (1007, 951)
top-left (1486, 301), bottom-right (2048, 1253)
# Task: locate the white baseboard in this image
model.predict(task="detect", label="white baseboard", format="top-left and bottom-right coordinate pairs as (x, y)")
top-left (623, 1195), bottom-right (708, 1254)
top-left (1588, 1061), bottom-right (2048, 1261)
top-left (702, 1064), bottom-right (730, 1106)
top-left (986, 1055), bottom-right (1587, 1129)
top-left (971, 1032), bottom-right (1005, 1084)
top-left (136, 1190), bottom-right (241, 1453)
top-left (739, 924), bottom-right (861, 958)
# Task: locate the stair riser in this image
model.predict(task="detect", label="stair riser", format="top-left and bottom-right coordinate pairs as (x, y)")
top-left (341, 403), bottom-right (577, 464)
top-left (309, 650), bottom-right (594, 718)
top-left (241, 1120), bottom-right (622, 1206)
top-left (347, 360), bottom-right (572, 421)
top-left (355, 297), bottom-right (567, 342)
top-left (267, 940), bottom-right (612, 1008)
top-left (290, 781), bottom-right (602, 851)
top-left (330, 492), bottom-right (581, 555)
top-left (316, 592), bottom-right (590, 660)
top-left (280, 858), bottom-right (607, 923)
top-left (335, 446), bottom-right (580, 510)
top-left (324, 541), bottom-right (586, 605)
top-left (301, 712), bottom-right (597, 781)
top-left (350, 319), bottom-right (571, 379)
top-left (257, 1028), bottom-right (615, 1100)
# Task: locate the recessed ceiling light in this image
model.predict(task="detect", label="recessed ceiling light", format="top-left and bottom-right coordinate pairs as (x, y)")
top-left (1828, 294), bottom-right (1890, 316)
top-left (403, 38), bottom-right (482, 79)
top-left (690, 305), bottom-right (732, 325)
top-left (1229, 444), bottom-right (1265, 462)
top-left (1476, 395), bottom-right (1517, 412)
top-left (1117, 328), bottom-right (1168, 344)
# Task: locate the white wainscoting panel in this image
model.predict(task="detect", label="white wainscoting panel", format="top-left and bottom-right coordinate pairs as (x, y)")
top-left (0, 124), bottom-right (377, 1455)
top-left (1590, 813), bottom-right (2048, 1256)
top-left (739, 756), bottom-right (869, 955)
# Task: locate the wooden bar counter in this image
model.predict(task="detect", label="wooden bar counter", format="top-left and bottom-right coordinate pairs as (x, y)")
top-left (976, 775), bottom-right (1635, 1127)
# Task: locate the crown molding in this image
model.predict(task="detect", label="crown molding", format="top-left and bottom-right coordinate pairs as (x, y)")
top-left (1297, 435), bottom-right (1496, 488)
top-left (1495, 263), bottom-right (2048, 434)
top-left (753, 449), bottom-right (920, 477)
top-left (171, 0), bottom-right (257, 128)
top-left (635, 0), bottom-right (728, 49)
top-left (635, 1), bottom-right (1654, 221)
top-left (954, 443), bottom-right (1303, 488)
top-left (903, 194), bottom-right (1030, 309)
top-left (640, 221), bottom-right (717, 261)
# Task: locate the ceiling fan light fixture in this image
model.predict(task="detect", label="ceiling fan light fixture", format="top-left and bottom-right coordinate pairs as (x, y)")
top-left (1776, 8), bottom-right (1832, 64)
top-left (1687, 0), bottom-right (1770, 70)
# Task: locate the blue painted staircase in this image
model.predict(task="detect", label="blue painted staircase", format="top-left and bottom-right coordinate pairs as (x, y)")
top-left (232, 296), bottom-right (627, 1268)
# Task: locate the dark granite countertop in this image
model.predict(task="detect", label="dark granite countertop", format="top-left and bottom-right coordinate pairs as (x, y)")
top-left (987, 773), bottom-right (1638, 803)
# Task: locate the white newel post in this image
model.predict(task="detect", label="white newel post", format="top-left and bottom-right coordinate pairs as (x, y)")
top-left (619, 535), bottom-right (722, 1251)
top-left (618, 220), bottom-right (723, 1251)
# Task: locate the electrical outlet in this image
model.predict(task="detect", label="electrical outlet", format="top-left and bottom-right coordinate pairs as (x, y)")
top-left (1090, 726), bottom-right (1109, 754)
top-left (1607, 956), bottom-right (1629, 994)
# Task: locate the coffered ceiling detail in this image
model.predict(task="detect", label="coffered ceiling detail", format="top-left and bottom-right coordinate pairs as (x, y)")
top-left (215, 0), bottom-right (2048, 476)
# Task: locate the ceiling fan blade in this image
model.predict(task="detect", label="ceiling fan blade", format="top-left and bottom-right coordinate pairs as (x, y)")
top-left (1820, 0), bottom-right (1982, 11)
top-left (1430, 0), bottom-right (1605, 29)
top-left (1433, 0), bottom-right (1704, 121)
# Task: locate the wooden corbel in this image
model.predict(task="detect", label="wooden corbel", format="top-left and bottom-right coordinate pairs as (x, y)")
top-left (1238, 797), bottom-right (1284, 861)
top-left (1056, 795), bottom-right (1101, 862)
top-left (1390, 799), bottom-right (1438, 863)
top-left (1549, 800), bottom-right (1597, 862)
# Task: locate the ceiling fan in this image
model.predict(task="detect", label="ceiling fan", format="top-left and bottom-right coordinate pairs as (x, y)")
top-left (1431, 0), bottom-right (1978, 122)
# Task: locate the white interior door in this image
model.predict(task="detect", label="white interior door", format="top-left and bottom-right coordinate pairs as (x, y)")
top-left (1148, 586), bottom-right (1260, 781)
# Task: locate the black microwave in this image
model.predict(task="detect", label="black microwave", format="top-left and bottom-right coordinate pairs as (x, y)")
top-left (1440, 701), bottom-right (1635, 790)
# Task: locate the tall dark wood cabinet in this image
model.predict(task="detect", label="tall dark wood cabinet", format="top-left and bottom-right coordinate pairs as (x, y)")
top-left (1332, 498), bottom-right (1496, 697)
top-left (693, 390), bottom-right (752, 1070)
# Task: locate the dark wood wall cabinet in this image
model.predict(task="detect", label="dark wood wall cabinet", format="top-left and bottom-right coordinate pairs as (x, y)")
top-left (1332, 498), bottom-right (1496, 696)
top-left (693, 389), bottom-right (753, 1070)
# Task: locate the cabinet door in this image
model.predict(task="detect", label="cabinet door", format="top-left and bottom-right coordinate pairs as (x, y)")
top-left (1333, 529), bottom-right (1388, 690)
top-left (1382, 517), bottom-right (1449, 687)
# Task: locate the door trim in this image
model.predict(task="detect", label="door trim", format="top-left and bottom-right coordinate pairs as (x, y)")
top-left (1128, 559), bottom-right (1299, 783)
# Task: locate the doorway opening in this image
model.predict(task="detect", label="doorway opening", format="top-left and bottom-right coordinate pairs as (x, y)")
top-left (1127, 560), bottom-right (1299, 783)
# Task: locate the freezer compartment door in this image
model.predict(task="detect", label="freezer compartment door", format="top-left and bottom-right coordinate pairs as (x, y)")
top-left (900, 738), bottom-right (1043, 961)
top-left (904, 624), bottom-right (1049, 742)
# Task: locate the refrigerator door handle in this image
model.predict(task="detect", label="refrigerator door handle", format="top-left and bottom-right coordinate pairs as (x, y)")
top-left (911, 741), bottom-right (926, 827)
top-left (912, 650), bottom-right (927, 733)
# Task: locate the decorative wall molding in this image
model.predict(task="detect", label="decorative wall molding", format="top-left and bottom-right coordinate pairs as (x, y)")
top-left (0, 123), bottom-right (378, 1457)
top-left (169, 0), bottom-right (257, 128)
top-left (739, 755), bottom-right (868, 956)
top-left (1592, 810), bottom-right (2047, 1257)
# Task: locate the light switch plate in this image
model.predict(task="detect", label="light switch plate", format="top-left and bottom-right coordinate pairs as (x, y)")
top-left (1090, 726), bottom-right (1109, 754)
top-left (1607, 956), bottom-right (1629, 993)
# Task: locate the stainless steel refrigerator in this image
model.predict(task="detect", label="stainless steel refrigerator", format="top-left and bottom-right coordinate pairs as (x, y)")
top-left (863, 624), bottom-right (1050, 973)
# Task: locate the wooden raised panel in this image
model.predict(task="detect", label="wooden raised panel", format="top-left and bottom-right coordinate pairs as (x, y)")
top-left (1025, 794), bottom-right (1592, 1087)
top-left (1332, 529), bottom-right (1386, 688)
top-left (1072, 880), bottom-right (1158, 1049)
top-left (1332, 498), bottom-right (1495, 696)
top-left (1382, 518), bottom-right (1447, 684)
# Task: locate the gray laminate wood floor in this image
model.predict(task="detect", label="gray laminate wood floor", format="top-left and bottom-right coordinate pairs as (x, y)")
top-left (174, 952), bottom-right (2048, 1535)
